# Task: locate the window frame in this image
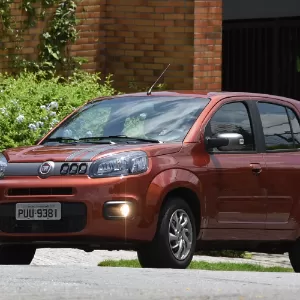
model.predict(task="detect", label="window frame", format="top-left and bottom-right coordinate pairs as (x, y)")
top-left (287, 107), bottom-right (300, 148)
top-left (255, 99), bottom-right (300, 153)
top-left (203, 99), bottom-right (259, 154)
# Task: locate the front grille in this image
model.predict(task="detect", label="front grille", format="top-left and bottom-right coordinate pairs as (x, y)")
top-left (0, 202), bottom-right (87, 233)
top-left (7, 187), bottom-right (73, 196)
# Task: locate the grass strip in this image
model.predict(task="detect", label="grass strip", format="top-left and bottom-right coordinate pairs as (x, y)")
top-left (98, 259), bottom-right (293, 272)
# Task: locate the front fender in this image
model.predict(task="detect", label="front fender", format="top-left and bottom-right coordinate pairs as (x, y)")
top-left (143, 168), bottom-right (203, 240)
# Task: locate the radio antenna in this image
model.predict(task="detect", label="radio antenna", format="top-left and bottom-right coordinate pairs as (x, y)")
top-left (147, 64), bottom-right (170, 96)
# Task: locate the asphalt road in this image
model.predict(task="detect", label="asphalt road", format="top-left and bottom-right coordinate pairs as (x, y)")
top-left (0, 266), bottom-right (299, 300)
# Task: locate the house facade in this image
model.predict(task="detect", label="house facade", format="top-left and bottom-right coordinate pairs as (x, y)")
top-left (0, 0), bottom-right (222, 92)
top-left (1, 0), bottom-right (300, 97)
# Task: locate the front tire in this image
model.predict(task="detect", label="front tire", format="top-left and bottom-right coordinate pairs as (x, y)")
top-left (0, 245), bottom-right (36, 265)
top-left (137, 197), bottom-right (196, 269)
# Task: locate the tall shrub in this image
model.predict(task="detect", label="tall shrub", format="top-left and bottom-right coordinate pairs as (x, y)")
top-left (0, 71), bottom-right (117, 150)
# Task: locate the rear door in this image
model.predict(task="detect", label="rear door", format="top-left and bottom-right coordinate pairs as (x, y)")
top-left (202, 99), bottom-right (268, 232)
top-left (255, 99), bottom-right (300, 232)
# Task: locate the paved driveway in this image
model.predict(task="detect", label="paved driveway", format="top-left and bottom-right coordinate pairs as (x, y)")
top-left (0, 266), bottom-right (299, 300)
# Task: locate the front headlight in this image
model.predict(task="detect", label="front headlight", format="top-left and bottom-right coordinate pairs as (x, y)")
top-left (0, 153), bottom-right (8, 179)
top-left (89, 151), bottom-right (148, 178)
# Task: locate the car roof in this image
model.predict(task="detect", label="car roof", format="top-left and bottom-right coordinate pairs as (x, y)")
top-left (89, 90), bottom-right (300, 107)
top-left (206, 91), bottom-right (300, 108)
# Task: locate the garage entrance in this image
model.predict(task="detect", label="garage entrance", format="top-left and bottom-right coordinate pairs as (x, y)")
top-left (222, 0), bottom-right (300, 100)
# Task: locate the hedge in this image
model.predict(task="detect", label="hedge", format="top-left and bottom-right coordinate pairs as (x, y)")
top-left (0, 71), bottom-right (117, 151)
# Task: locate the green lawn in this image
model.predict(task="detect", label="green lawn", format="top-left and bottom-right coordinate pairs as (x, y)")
top-left (98, 259), bottom-right (293, 272)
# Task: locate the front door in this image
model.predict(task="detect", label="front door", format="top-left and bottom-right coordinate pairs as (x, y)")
top-left (201, 100), bottom-right (268, 236)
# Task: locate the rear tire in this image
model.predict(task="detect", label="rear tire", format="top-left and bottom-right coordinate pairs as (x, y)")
top-left (0, 245), bottom-right (36, 265)
top-left (137, 197), bottom-right (196, 269)
top-left (289, 240), bottom-right (300, 272)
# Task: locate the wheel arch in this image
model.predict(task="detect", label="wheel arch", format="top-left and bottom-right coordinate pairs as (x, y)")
top-left (161, 187), bottom-right (201, 238)
top-left (145, 169), bottom-right (204, 240)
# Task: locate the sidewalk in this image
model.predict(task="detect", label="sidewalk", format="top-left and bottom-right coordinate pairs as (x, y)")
top-left (31, 249), bottom-right (292, 268)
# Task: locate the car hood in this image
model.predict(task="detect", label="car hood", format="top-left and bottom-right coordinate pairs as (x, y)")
top-left (3, 143), bottom-right (182, 163)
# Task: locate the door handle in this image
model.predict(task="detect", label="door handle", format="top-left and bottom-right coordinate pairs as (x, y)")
top-left (250, 163), bottom-right (262, 175)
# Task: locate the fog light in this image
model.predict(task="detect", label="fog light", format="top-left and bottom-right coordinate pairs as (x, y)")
top-left (119, 204), bottom-right (130, 217)
top-left (103, 201), bottom-right (134, 220)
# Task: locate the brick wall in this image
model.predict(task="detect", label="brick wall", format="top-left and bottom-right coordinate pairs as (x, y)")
top-left (103, 0), bottom-right (195, 91)
top-left (70, 0), bottom-right (106, 72)
top-left (194, 0), bottom-right (222, 91)
top-left (0, 0), bottom-right (103, 73)
top-left (103, 0), bottom-right (222, 92)
top-left (0, 0), bottom-right (46, 72)
top-left (0, 0), bottom-right (223, 92)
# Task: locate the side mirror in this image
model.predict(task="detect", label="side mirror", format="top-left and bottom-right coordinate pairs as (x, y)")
top-left (205, 133), bottom-right (244, 151)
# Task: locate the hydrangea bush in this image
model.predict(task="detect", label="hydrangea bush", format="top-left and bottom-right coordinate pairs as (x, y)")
top-left (0, 71), bottom-right (117, 150)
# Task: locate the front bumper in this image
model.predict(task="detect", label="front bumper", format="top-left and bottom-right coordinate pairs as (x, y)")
top-left (0, 175), bottom-right (158, 247)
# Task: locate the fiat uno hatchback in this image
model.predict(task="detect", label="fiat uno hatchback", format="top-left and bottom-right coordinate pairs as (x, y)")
top-left (1, 91), bottom-right (300, 271)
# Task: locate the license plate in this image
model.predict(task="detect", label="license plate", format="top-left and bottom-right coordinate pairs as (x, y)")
top-left (15, 203), bottom-right (61, 221)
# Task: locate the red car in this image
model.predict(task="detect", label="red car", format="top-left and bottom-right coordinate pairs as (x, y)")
top-left (1, 91), bottom-right (300, 271)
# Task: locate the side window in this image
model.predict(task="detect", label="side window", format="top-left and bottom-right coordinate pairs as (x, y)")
top-left (206, 102), bottom-right (255, 151)
top-left (287, 108), bottom-right (300, 147)
top-left (257, 102), bottom-right (294, 151)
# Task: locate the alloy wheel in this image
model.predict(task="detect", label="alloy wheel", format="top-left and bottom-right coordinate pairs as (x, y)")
top-left (168, 209), bottom-right (193, 261)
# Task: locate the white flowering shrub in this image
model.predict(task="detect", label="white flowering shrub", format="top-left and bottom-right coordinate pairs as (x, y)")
top-left (0, 71), bottom-right (117, 150)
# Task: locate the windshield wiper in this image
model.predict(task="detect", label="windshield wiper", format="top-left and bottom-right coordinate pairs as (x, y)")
top-left (79, 135), bottom-right (162, 144)
top-left (44, 137), bottom-right (113, 144)
top-left (44, 137), bottom-right (79, 144)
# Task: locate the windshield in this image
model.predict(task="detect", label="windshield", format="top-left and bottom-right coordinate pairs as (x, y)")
top-left (43, 96), bottom-right (210, 144)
